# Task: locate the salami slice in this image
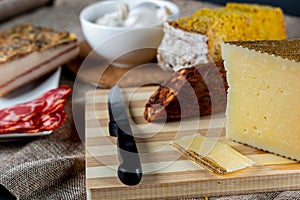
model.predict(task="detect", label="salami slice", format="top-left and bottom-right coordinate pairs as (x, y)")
top-left (43, 99), bottom-right (66, 114)
top-left (37, 111), bottom-right (67, 132)
top-left (0, 115), bottom-right (41, 134)
top-left (0, 85), bottom-right (71, 134)
top-left (39, 86), bottom-right (71, 113)
top-left (0, 99), bottom-right (45, 128)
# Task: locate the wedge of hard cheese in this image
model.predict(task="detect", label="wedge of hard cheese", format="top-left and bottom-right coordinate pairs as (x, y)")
top-left (171, 135), bottom-right (255, 174)
top-left (222, 39), bottom-right (300, 161)
top-left (0, 24), bottom-right (79, 96)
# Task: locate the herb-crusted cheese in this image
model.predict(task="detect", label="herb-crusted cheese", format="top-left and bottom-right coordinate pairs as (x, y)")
top-left (157, 3), bottom-right (286, 71)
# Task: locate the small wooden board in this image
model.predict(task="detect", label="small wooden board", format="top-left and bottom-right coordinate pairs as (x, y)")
top-left (85, 86), bottom-right (300, 200)
top-left (66, 41), bottom-right (172, 88)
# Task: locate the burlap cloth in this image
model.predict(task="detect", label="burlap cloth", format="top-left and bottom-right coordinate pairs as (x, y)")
top-left (0, 0), bottom-right (299, 199)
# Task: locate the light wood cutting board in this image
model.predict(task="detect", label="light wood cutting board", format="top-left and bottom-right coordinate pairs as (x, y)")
top-left (85, 86), bottom-right (300, 200)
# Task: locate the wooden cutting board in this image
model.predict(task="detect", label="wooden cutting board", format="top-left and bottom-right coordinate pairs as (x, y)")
top-left (66, 41), bottom-right (172, 88)
top-left (85, 86), bottom-right (300, 200)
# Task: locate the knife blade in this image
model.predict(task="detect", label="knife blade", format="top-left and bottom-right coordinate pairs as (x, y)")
top-left (108, 85), bottom-right (142, 186)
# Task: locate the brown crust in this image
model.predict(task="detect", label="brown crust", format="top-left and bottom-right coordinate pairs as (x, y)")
top-left (144, 62), bottom-right (228, 122)
top-left (0, 23), bottom-right (77, 64)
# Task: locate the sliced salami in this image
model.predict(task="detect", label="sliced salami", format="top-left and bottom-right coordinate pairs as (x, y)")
top-left (0, 85), bottom-right (71, 134)
top-left (0, 99), bottom-right (45, 128)
top-left (0, 115), bottom-right (41, 134)
top-left (38, 111), bottom-right (67, 132)
top-left (39, 86), bottom-right (71, 113)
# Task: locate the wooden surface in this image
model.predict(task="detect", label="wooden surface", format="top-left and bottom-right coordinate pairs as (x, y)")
top-left (67, 41), bottom-right (172, 88)
top-left (85, 86), bottom-right (300, 200)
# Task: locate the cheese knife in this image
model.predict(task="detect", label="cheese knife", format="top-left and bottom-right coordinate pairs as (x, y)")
top-left (108, 85), bottom-right (142, 186)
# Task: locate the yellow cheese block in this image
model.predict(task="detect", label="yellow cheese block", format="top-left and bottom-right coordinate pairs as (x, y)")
top-left (221, 39), bottom-right (300, 161)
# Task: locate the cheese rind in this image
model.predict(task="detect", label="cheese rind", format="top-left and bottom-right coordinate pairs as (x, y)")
top-left (222, 39), bottom-right (300, 161)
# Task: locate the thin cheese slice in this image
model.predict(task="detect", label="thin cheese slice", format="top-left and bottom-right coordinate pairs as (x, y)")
top-left (171, 135), bottom-right (255, 174)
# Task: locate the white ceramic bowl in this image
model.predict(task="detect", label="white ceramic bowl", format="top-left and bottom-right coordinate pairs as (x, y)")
top-left (79, 0), bottom-right (179, 68)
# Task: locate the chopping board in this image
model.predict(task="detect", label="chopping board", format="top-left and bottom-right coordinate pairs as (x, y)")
top-left (66, 41), bottom-right (172, 88)
top-left (85, 86), bottom-right (300, 200)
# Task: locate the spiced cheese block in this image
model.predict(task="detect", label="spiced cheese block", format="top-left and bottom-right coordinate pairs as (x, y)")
top-left (157, 3), bottom-right (286, 71)
top-left (221, 39), bottom-right (300, 161)
top-left (0, 24), bottom-right (79, 96)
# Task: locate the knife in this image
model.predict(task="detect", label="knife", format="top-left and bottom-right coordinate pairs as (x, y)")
top-left (108, 85), bottom-right (143, 186)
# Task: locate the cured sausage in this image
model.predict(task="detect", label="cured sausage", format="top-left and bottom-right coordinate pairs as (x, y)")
top-left (144, 64), bottom-right (227, 122)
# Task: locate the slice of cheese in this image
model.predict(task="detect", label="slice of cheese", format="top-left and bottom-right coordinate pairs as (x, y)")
top-left (171, 134), bottom-right (255, 174)
top-left (221, 39), bottom-right (300, 161)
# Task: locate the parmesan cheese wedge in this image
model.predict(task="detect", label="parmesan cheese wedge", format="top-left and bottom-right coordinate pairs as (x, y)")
top-left (171, 134), bottom-right (255, 174)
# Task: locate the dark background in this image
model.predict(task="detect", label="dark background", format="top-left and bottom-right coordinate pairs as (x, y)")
top-left (202, 0), bottom-right (300, 16)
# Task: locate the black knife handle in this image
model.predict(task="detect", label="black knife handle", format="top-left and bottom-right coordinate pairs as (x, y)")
top-left (117, 127), bottom-right (142, 186)
top-left (108, 121), bottom-right (118, 137)
top-left (118, 163), bottom-right (142, 186)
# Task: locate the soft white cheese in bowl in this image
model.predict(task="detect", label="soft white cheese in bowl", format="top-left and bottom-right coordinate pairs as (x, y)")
top-left (79, 0), bottom-right (179, 68)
